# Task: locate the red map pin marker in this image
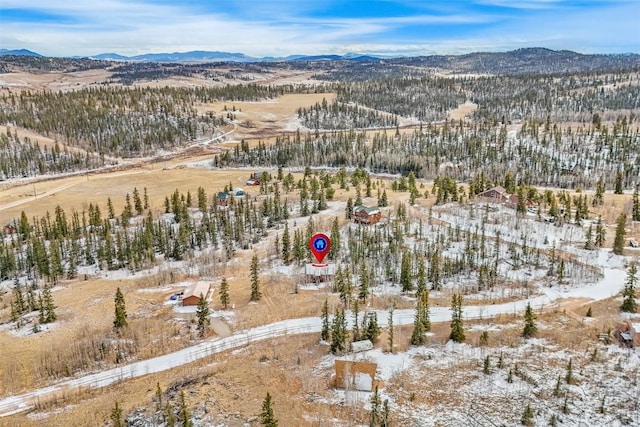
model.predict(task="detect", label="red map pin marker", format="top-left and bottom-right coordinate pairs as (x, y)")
top-left (309, 233), bottom-right (331, 264)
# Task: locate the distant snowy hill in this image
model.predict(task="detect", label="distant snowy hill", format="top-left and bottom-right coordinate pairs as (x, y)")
top-left (0, 49), bottom-right (42, 57)
top-left (86, 50), bottom-right (383, 63)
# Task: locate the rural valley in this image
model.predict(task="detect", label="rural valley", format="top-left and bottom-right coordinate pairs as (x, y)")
top-left (0, 48), bottom-right (640, 427)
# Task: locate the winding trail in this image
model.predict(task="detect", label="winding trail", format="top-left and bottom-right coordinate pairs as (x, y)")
top-left (0, 265), bottom-right (626, 418)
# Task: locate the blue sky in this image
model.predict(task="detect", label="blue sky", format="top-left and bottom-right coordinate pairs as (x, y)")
top-left (1, 0), bottom-right (638, 57)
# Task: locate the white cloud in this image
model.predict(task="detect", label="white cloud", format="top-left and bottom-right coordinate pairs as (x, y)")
top-left (0, 0), bottom-right (638, 56)
top-left (475, 0), bottom-right (563, 9)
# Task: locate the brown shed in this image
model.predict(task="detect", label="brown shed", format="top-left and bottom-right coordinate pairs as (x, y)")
top-left (182, 282), bottom-right (212, 306)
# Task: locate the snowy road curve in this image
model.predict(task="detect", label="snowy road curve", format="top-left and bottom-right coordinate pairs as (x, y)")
top-left (0, 267), bottom-right (625, 417)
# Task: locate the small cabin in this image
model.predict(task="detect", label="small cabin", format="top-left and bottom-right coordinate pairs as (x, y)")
top-left (217, 192), bottom-right (230, 206)
top-left (617, 321), bottom-right (640, 348)
top-left (476, 186), bottom-right (511, 203)
top-left (305, 263), bottom-right (336, 284)
top-left (246, 171), bottom-right (267, 186)
top-left (182, 282), bottom-right (212, 306)
top-left (353, 206), bottom-right (381, 225)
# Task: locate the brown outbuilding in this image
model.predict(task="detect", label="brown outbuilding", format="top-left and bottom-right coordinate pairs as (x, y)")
top-left (181, 282), bottom-right (212, 306)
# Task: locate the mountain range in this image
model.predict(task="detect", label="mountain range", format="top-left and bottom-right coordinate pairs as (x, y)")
top-left (0, 48), bottom-right (387, 63)
top-left (89, 50), bottom-right (380, 62)
top-left (0, 49), bottom-right (42, 57)
top-left (1, 48), bottom-right (639, 73)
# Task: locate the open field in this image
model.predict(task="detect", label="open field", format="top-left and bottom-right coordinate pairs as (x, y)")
top-left (196, 92), bottom-right (337, 140)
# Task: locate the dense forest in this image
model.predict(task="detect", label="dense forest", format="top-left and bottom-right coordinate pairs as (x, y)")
top-left (217, 113), bottom-right (639, 190)
top-left (1, 58), bottom-right (639, 187)
top-left (0, 130), bottom-right (107, 179)
top-left (0, 84), bottom-right (306, 158)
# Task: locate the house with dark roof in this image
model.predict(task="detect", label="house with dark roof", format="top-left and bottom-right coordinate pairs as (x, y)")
top-left (246, 171), bottom-right (268, 186)
top-left (353, 206), bottom-right (382, 225)
top-left (476, 186), bottom-right (511, 203)
top-left (217, 192), bottom-right (230, 206)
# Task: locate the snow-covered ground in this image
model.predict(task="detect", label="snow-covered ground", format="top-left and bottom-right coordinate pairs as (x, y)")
top-left (0, 256), bottom-right (633, 418)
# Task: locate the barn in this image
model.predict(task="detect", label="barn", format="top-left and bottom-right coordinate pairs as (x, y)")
top-left (181, 282), bottom-right (212, 306)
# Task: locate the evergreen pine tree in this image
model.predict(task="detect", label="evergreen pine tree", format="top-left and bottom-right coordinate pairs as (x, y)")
top-left (400, 251), bottom-right (412, 292)
top-left (250, 253), bottom-right (262, 301)
top-left (219, 277), bottom-right (230, 309)
top-left (320, 298), bottom-right (330, 341)
top-left (479, 331), bottom-right (489, 346)
top-left (113, 287), bottom-right (128, 330)
top-left (110, 401), bottom-right (124, 427)
top-left (614, 171), bottom-right (624, 194)
top-left (522, 302), bottom-right (537, 338)
top-left (352, 299), bottom-right (361, 342)
top-left (179, 390), bottom-right (193, 427)
top-left (593, 177), bottom-right (605, 206)
top-left (483, 356), bottom-right (491, 374)
top-left (143, 187), bottom-right (149, 210)
top-left (260, 392), bottom-right (278, 427)
top-left (133, 187), bottom-right (143, 215)
top-left (165, 402), bottom-right (176, 427)
top-left (633, 186), bottom-right (640, 221)
top-left (122, 193), bottom-right (133, 225)
top-left (419, 290), bottom-right (431, 331)
top-left (429, 251), bottom-right (441, 290)
top-left (410, 303), bottom-right (426, 346)
top-left (196, 293), bottom-right (210, 338)
top-left (387, 305), bottom-right (395, 353)
top-left (565, 358), bottom-right (574, 384)
top-left (613, 213), bottom-right (627, 255)
top-left (378, 189), bottom-right (388, 207)
top-left (595, 216), bottom-right (606, 247)
top-left (107, 197), bottom-right (116, 219)
top-left (362, 311), bottom-right (380, 343)
top-left (330, 307), bottom-right (347, 354)
top-left (370, 386), bottom-right (381, 427)
top-left (281, 222), bottom-right (290, 264)
top-left (345, 197), bottom-right (353, 219)
top-left (449, 293), bottom-right (465, 343)
top-left (382, 399), bottom-right (390, 426)
top-left (621, 264), bottom-right (638, 313)
top-left (358, 261), bottom-right (369, 301)
top-left (38, 294), bottom-right (46, 324)
top-left (41, 284), bottom-right (57, 323)
top-left (12, 280), bottom-right (25, 315)
top-left (197, 186), bottom-right (207, 212)
top-left (521, 403), bottom-right (534, 426)
top-left (155, 382), bottom-right (163, 411)
top-left (416, 258), bottom-right (427, 297)
top-left (553, 375), bottom-right (562, 397)
top-left (329, 217), bottom-right (340, 261)
top-left (584, 224), bottom-right (594, 250)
